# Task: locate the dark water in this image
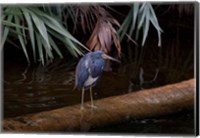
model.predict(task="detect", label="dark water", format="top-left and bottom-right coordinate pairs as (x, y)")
top-left (3, 7), bottom-right (195, 134)
top-left (91, 110), bottom-right (194, 135)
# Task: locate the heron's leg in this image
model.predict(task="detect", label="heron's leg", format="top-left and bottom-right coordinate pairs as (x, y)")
top-left (81, 87), bottom-right (85, 110)
top-left (89, 86), bottom-right (97, 109)
top-left (89, 86), bottom-right (94, 108)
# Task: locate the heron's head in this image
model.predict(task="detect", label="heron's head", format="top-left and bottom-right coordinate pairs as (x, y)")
top-left (93, 50), bottom-right (120, 63)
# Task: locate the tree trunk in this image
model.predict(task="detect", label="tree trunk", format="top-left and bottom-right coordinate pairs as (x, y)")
top-left (3, 79), bottom-right (195, 132)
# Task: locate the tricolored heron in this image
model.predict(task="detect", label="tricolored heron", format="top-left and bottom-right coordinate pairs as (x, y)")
top-left (75, 50), bottom-right (120, 110)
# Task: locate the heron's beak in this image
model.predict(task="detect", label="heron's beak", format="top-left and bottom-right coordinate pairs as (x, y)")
top-left (101, 53), bottom-right (120, 63)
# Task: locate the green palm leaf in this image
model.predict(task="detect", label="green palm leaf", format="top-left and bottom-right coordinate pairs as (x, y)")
top-left (14, 15), bottom-right (30, 63)
top-left (2, 15), bottom-right (13, 46)
top-left (118, 3), bottom-right (163, 47)
top-left (2, 6), bottom-right (88, 65)
top-left (22, 8), bottom-right (36, 62)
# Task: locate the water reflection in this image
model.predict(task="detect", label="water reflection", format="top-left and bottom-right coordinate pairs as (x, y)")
top-left (4, 59), bottom-right (79, 117)
top-left (128, 67), bottom-right (160, 92)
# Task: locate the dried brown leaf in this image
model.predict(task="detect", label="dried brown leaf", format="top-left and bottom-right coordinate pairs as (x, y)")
top-left (85, 7), bottom-right (121, 56)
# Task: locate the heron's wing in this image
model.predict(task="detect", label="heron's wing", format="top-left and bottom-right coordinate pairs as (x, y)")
top-left (75, 57), bottom-right (89, 90)
top-left (89, 60), bottom-right (104, 78)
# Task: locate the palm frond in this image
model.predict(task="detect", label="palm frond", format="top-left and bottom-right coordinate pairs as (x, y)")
top-left (71, 5), bottom-right (121, 57)
top-left (68, 5), bottom-right (98, 34)
top-left (118, 3), bottom-right (163, 46)
top-left (86, 16), bottom-right (121, 57)
top-left (2, 6), bottom-right (88, 65)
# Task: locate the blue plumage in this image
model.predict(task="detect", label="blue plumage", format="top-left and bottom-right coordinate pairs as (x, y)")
top-left (75, 51), bottom-right (105, 90)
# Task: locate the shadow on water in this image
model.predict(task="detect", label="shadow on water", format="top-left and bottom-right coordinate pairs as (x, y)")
top-left (3, 5), bottom-right (194, 134)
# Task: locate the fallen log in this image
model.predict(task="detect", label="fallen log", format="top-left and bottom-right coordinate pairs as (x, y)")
top-left (3, 79), bottom-right (195, 132)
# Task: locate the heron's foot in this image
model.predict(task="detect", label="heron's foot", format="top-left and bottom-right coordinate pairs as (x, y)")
top-left (86, 104), bottom-right (97, 109)
top-left (91, 105), bottom-right (97, 109)
top-left (80, 105), bottom-right (85, 110)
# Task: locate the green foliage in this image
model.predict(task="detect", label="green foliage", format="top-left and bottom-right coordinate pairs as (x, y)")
top-left (118, 3), bottom-right (163, 46)
top-left (2, 6), bottom-right (88, 65)
top-left (2, 4), bottom-right (163, 65)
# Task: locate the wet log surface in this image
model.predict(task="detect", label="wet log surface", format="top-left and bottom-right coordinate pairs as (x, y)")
top-left (3, 79), bottom-right (195, 132)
